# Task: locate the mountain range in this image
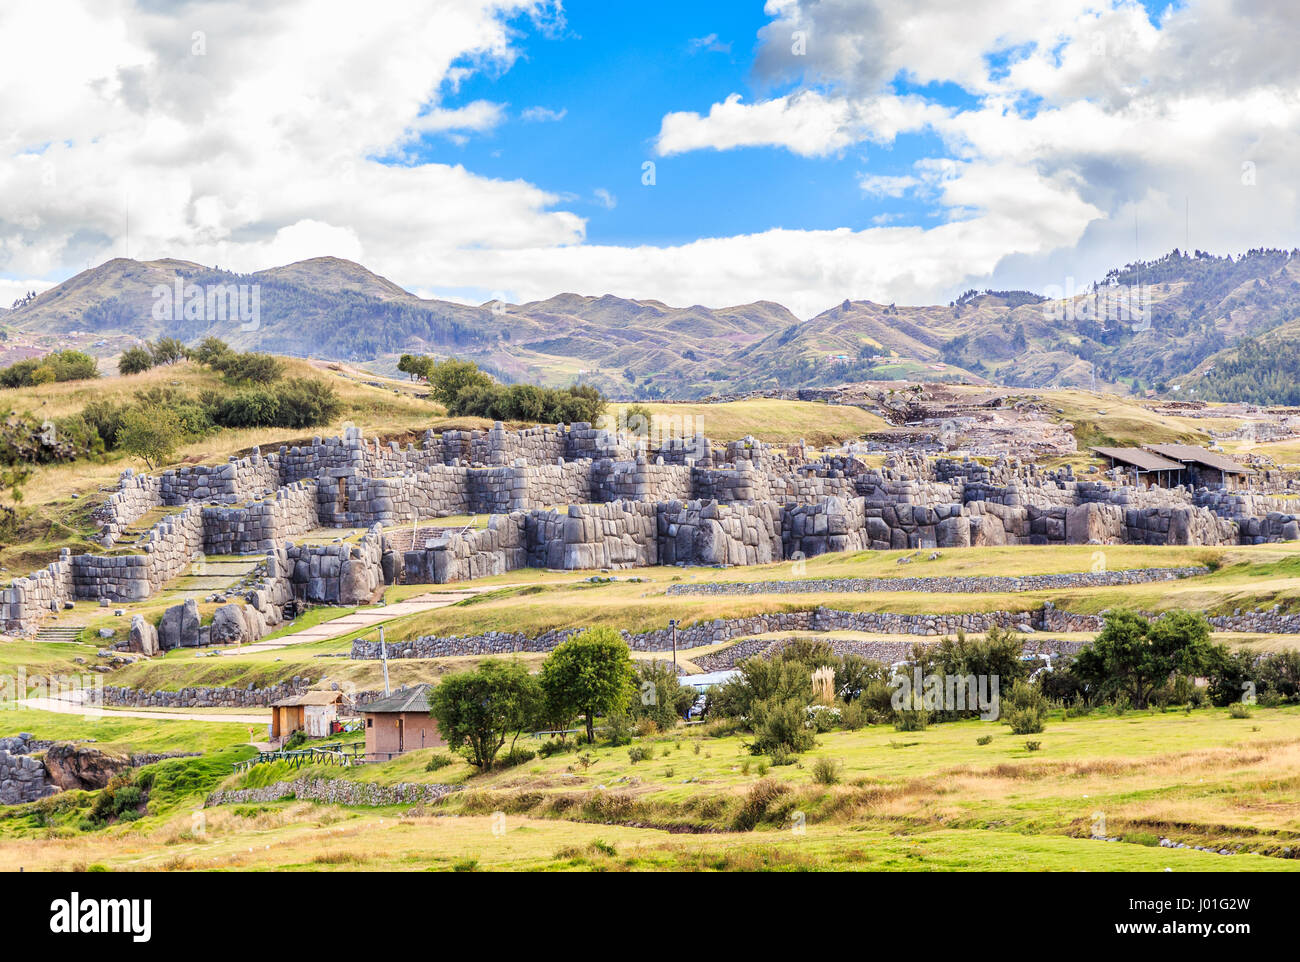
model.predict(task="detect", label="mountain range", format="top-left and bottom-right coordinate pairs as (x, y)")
top-left (3, 248), bottom-right (1300, 401)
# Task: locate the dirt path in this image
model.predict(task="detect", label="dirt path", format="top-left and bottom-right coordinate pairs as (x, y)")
top-left (19, 695), bottom-right (266, 725)
top-left (214, 585), bottom-right (516, 655)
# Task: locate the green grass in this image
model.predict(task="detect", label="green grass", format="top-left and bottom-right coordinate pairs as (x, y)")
top-left (0, 708), bottom-right (258, 754)
top-left (5, 703), bottom-right (1299, 871)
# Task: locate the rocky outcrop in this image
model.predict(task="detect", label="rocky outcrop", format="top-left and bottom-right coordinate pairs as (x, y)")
top-left (41, 743), bottom-right (131, 791)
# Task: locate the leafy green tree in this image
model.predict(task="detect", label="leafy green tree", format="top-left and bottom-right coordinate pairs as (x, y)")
top-left (149, 337), bottom-right (187, 366)
top-left (118, 346), bottom-right (154, 376)
top-left (117, 405), bottom-right (181, 470)
top-left (539, 627), bottom-right (636, 743)
top-left (428, 659), bottom-right (541, 770)
top-left (429, 358), bottom-right (495, 408)
top-left (192, 336), bottom-right (232, 366)
top-left (1073, 609), bottom-right (1216, 708)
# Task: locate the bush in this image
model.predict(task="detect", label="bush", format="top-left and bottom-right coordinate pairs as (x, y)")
top-left (627, 744), bottom-right (653, 764)
top-left (424, 752), bottom-right (456, 771)
top-left (892, 689), bottom-right (929, 731)
top-left (0, 349), bottom-right (98, 387)
top-left (805, 704), bottom-right (841, 732)
top-left (210, 351), bottom-right (283, 384)
top-left (496, 747), bottom-right (537, 768)
top-left (840, 699), bottom-right (869, 730)
top-left (732, 778), bottom-right (790, 831)
top-left (976, 734), bottom-right (993, 745)
top-left (747, 697), bottom-right (816, 756)
top-left (810, 756), bottom-right (842, 785)
top-left (118, 346), bottom-right (154, 375)
top-left (1024, 740), bottom-right (1042, 751)
top-left (1001, 680), bottom-right (1048, 734)
top-left (1228, 702), bottom-right (1252, 719)
top-left (1006, 708), bottom-right (1045, 735)
top-left (604, 711), bottom-right (634, 747)
top-left (631, 660), bottom-right (692, 729)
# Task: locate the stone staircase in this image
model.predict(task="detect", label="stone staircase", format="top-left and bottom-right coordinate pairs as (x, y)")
top-left (31, 625), bottom-right (84, 644)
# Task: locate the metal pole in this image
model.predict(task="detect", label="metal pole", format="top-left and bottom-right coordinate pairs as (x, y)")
top-left (380, 626), bottom-right (390, 695)
top-left (670, 620), bottom-right (678, 671)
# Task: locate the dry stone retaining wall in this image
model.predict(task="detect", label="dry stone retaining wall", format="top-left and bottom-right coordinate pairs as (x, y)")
top-left (206, 777), bottom-right (460, 808)
top-left (665, 566), bottom-right (1211, 596)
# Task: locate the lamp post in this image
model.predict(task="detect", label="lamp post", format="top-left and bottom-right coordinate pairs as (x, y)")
top-left (668, 619), bottom-right (679, 671)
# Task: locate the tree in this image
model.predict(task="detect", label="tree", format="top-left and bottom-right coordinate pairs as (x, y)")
top-left (631, 660), bottom-right (694, 729)
top-left (118, 346), bottom-right (154, 376)
top-left (539, 627), bottom-right (636, 743)
top-left (192, 337), bottom-right (232, 366)
top-left (149, 337), bottom-right (186, 366)
top-left (428, 358), bottom-right (494, 407)
top-left (1073, 609), bottom-right (1216, 708)
top-left (427, 659), bottom-right (541, 770)
top-left (117, 406), bottom-right (181, 470)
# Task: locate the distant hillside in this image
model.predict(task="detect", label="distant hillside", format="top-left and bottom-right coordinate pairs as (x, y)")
top-left (7, 247), bottom-right (1300, 400)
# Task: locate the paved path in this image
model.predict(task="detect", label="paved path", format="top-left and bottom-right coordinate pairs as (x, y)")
top-left (213, 585), bottom-right (515, 655)
top-left (19, 695), bottom-right (265, 725)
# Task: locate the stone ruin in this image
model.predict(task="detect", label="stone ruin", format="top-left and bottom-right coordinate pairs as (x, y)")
top-left (5, 420), bottom-right (1300, 640)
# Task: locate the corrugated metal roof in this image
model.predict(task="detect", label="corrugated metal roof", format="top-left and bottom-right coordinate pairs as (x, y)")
top-left (270, 691), bottom-right (344, 708)
top-left (1146, 444), bottom-right (1254, 475)
top-left (363, 684), bottom-right (432, 714)
top-left (1091, 447), bottom-right (1186, 472)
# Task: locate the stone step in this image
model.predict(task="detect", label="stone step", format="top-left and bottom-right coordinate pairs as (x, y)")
top-left (32, 626), bottom-right (84, 644)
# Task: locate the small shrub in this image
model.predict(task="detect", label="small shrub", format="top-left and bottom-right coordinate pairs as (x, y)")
top-left (811, 756), bottom-right (842, 785)
top-left (732, 778), bottom-right (790, 831)
top-left (1024, 740), bottom-right (1042, 752)
top-left (1228, 702), bottom-right (1252, 719)
top-left (425, 752), bottom-right (456, 772)
top-left (496, 747), bottom-right (536, 769)
top-left (605, 712), bottom-right (634, 747)
top-left (627, 744), bottom-right (653, 764)
top-left (976, 734), bottom-right (993, 746)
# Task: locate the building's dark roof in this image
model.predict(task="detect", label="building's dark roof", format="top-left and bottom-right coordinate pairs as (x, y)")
top-left (1091, 447), bottom-right (1185, 472)
top-left (363, 684), bottom-right (432, 714)
top-left (1145, 444), bottom-right (1255, 475)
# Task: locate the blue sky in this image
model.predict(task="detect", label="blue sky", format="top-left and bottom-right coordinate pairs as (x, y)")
top-left (413, 1), bottom-right (940, 247)
top-left (413, 0), bottom-right (1173, 251)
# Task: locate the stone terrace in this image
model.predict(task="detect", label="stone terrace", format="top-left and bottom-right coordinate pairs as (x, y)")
top-left (5, 421), bottom-right (1300, 637)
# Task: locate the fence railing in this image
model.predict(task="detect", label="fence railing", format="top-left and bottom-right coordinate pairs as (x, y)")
top-left (232, 742), bottom-right (367, 772)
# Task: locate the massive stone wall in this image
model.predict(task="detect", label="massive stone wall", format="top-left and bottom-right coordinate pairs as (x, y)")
top-left (285, 525), bottom-right (388, 605)
top-left (405, 514), bottom-right (528, 584)
top-left (527, 501), bottom-right (658, 570)
top-left (9, 421), bottom-right (1300, 635)
top-left (658, 499), bottom-right (783, 566)
top-left (202, 480), bottom-right (320, 554)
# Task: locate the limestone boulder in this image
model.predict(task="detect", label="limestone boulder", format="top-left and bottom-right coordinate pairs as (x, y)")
top-left (127, 614), bottom-right (159, 656)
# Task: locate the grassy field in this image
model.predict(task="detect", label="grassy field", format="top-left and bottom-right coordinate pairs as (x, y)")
top-left (2, 703), bottom-right (1298, 871)
top-left (621, 399), bottom-right (888, 445)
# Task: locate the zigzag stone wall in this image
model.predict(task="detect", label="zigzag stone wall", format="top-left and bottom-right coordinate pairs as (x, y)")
top-left (9, 422), bottom-right (1300, 635)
